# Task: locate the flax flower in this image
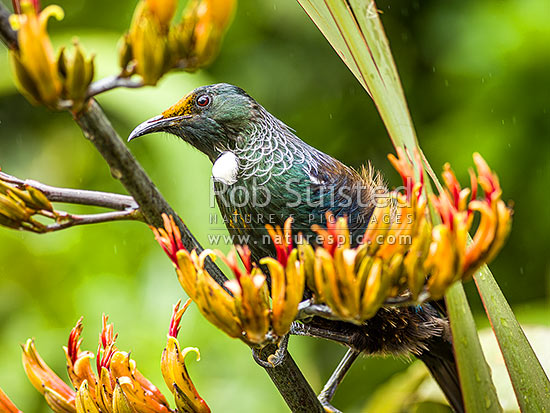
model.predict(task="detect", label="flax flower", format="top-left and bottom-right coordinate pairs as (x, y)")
top-left (161, 300), bottom-right (210, 413)
top-left (173, 0), bottom-right (237, 68)
top-left (153, 214), bottom-right (305, 346)
top-left (9, 1), bottom-right (95, 110)
top-left (0, 173), bottom-right (52, 232)
top-left (302, 149), bottom-right (513, 322)
top-left (17, 309), bottom-right (209, 412)
top-left (120, 0), bottom-right (236, 83)
top-left (9, 1), bottom-right (64, 108)
top-left (0, 387), bottom-right (21, 412)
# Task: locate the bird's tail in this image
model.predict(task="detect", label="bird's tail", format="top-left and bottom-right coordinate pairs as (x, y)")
top-left (418, 336), bottom-right (465, 413)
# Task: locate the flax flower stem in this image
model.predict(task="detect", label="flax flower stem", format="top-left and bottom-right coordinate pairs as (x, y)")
top-left (42, 209), bottom-right (143, 231)
top-left (259, 342), bottom-right (324, 413)
top-left (74, 100), bottom-right (324, 412)
top-left (0, 172), bottom-right (138, 210)
top-left (0, 7), bottom-right (323, 410)
top-left (87, 75), bottom-right (144, 98)
top-left (73, 99), bottom-right (229, 283)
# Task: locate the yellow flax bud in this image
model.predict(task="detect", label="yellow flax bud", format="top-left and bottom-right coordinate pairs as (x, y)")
top-left (146, 0), bottom-right (177, 27)
top-left (59, 41), bottom-right (95, 111)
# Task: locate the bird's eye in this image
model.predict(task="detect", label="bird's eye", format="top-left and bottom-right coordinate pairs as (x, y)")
top-left (196, 94), bottom-right (211, 107)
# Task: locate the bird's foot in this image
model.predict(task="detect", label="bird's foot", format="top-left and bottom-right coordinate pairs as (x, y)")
top-left (251, 334), bottom-right (289, 368)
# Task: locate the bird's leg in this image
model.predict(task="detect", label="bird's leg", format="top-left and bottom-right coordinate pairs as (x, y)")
top-left (290, 317), bottom-right (369, 352)
top-left (290, 321), bottom-right (355, 346)
top-left (318, 348), bottom-right (360, 413)
top-left (291, 318), bottom-right (368, 411)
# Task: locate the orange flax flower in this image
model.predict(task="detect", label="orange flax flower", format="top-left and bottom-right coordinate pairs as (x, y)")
top-left (302, 148), bottom-right (512, 320)
top-left (21, 315), bottom-right (179, 412)
top-left (161, 300), bottom-right (210, 413)
top-left (154, 214), bottom-right (304, 345)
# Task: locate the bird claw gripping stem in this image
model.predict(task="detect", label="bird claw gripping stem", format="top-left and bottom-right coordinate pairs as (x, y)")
top-left (251, 334), bottom-right (290, 369)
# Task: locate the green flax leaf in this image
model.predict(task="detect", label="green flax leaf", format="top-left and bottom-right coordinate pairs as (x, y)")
top-left (298, 0), bottom-right (550, 410)
top-left (474, 265), bottom-right (550, 411)
top-left (446, 282), bottom-right (502, 412)
top-left (294, 1), bottom-right (539, 411)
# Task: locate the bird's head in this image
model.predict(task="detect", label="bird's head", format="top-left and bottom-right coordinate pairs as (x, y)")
top-left (128, 83), bottom-right (256, 161)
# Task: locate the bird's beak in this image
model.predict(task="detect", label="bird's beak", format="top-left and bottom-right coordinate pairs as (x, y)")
top-left (127, 115), bottom-right (191, 142)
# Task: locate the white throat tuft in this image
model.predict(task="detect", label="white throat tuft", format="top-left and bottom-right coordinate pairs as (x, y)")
top-left (212, 151), bottom-right (239, 185)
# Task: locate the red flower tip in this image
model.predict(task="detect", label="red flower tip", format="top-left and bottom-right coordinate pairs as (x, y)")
top-left (221, 249), bottom-right (245, 281)
top-left (473, 153), bottom-right (500, 201)
top-left (168, 299), bottom-right (192, 339)
top-left (236, 245), bottom-right (252, 274)
top-left (312, 212), bottom-right (349, 256)
top-left (12, 0), bottom-right (40, 14)
top-left (67, 316), bottom-right (84, 365)
top-left (96, 314), bottom-right (118, 373)
top-left (152, 213), bottom-right (186, 265)
top-left (266, 217), bottom-right (293, 267)
top-left (388, 147), bottom-right (424, 202)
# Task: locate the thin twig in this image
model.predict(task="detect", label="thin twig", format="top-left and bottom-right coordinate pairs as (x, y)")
top-left (41, 209), bottom-right (143, 232)
top-left (87, 75), bottom-right (144, 98)
top-left (0, 172), bottom-right (138, 211)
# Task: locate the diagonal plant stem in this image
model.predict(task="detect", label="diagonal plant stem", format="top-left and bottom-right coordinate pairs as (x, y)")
top-left (73, 99), bottom-right (230, 283)
top-left (0, 6), bottom-right (325, 409)
top-left (75, 92), bottom-right (324, 413)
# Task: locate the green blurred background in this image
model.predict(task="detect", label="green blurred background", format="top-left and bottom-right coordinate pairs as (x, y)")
top-left (0, 0), bottom-right (549, 411)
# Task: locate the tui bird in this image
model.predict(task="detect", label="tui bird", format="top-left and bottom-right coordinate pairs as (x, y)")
top-left (129, 83), bottom-right (464, 412)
